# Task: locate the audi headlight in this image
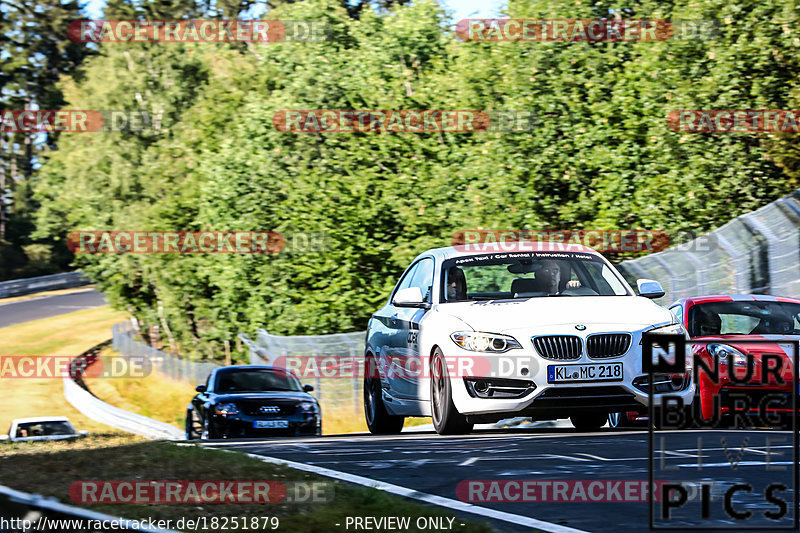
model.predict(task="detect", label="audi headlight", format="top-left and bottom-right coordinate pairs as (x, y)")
top-left (214, 403), bottom-right (239, 416)
top-left (299, 402), bottom-right (318, 413)
top-left (707, 343), bottom-right (748, 367)
top-left (450, 332), bottom-right (522, 353)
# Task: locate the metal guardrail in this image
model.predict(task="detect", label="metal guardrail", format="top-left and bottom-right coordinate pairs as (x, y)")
top-left (62, 376), bottom-right (184, 440)
top-left (0, 484), bottom-right (178, 532)
top-left (62, 339), bottom-right (184, 441)
top-left (244, 329), bottom-right (365, 417)
top-left (112, 322), bottom-right (219, 386)
top-left (617, 189), bottom-right (800, 304)
top-left (0, 271), bottom-right (90, 299)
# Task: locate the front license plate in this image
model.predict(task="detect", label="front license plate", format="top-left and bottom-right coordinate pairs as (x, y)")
top-left (254, 420), bottom-right (289, 429)
top-left (547, 363), bottom-right (623, 383)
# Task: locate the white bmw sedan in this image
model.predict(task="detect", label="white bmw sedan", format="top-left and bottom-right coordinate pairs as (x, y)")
top-left (363, 242), bottom-right (692, 434)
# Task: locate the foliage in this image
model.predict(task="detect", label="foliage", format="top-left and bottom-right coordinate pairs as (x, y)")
top-left (33, 0), bottom-right (800, 358)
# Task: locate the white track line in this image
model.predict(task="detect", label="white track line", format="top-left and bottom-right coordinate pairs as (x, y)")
top-left (241, 451), bottom-right (589, 533)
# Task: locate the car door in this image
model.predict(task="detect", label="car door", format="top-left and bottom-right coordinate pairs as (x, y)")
top-left (389, 257), bottom-right (434, 399)
top-left (371, 262), bottom-right (418, 387)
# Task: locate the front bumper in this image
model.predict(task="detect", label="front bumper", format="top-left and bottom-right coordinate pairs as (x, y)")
top-left (443, 328), bottom-right (695, 420)
top-left (210, 413), bottom-right (321, 437)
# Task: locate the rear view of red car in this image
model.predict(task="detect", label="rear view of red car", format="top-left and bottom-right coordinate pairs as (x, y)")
top-left (669, 295), bottom-right (799, 426)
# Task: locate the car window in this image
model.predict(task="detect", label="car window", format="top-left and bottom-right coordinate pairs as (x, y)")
top-left (392, 263), bottom-right (418, 299)
top-left (16, 421), bottom-right (75, 437)
top-left (669, 305), bottom-right (683, 323)
top-left (441, 252), bottom-right (630, 301)
top-left (688, 300), bottom-right (800, 336)
top-left (581, 261), bottom-right (628, 295)
top-left (719, 314), bottom-right (760, 334)
top-left (215, 369), bottom-right (302, 393)
top-left (408, 258), bottom-right (434, 302)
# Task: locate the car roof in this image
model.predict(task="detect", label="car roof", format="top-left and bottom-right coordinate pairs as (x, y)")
top-left (671, 294), bottom-right (800, 307)
top-left (416, 242), bottom-right (602, 263)
top-left (216, 365), bottom-right (282, 371)
top-left (12, 416), bottom-right (71, 424)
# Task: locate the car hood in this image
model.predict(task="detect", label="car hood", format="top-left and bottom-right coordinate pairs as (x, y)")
top-left (211, 392), bottom-right (314, 403)
top-left (438, 296), bottom-right (673, 332)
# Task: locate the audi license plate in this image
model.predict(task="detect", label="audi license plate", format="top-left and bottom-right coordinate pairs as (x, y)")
top-left (547, 363), bottom-right (623, 383)
top-left (254, 420), bottom-right (289, 429)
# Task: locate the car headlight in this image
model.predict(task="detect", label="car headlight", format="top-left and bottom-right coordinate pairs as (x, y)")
top-left (707, 343), bottom-right (748, 367)
top-left (299, 402), bottom-right (318, 413)
top-left (214, 403), bottom-right (240, 416)
top-left (450, 332), bottom-right (522, 352)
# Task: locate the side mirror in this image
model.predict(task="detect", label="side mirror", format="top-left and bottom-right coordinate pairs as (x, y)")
top-left (195, 385), bottom-right (207, 393)
top-left (637, 279), bottom-right (665, 299)
top-left (393, 286), bottom-right (429, 308)
top-left (0, 435), bottom-right (8, 442)
top-left (303, 384), bottom-right (314, 393)
top-left (78, 430), bottom-right (89, 437)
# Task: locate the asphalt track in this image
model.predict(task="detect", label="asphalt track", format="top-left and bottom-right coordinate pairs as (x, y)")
top-left (206, 427), bottom-right (799, 533)
top-left (4, 290), bottom-right (797, 532)
top-left (0, 288), bottom-right (106, 328)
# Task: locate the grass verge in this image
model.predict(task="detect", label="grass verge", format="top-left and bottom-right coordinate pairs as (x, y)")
top-left (0, 435), bottom-right (504, 532)
top-left (0, 306), bottom-right (128, 434)
top-left (1, 303), bottom-right (429, 436)
top-left (88, 350), bottom-right (430, 435)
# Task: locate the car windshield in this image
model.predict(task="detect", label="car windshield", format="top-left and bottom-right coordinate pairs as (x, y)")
top-left (688, 300), bottom-right (800, 337)
top-left (15, 421), bottom-right (76, 438)
top-left (215, 369), bottom-right (302, 393)
top-left (441, 251), bottom-right (631, 302)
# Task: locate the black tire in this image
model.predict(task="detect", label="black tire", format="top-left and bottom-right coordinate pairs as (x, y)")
top-left (430, 348), bottom-right (473, 435)
top-left (608, 411), bottom-right (629, 429)
top-left (363, 356), bottom-right (405, 434)
top-left (201, 415), bottom-right (221, 440)
top-left (185, 409), bottom-right (202, 440)
top-left (570, 413), bottom-right (607, 432)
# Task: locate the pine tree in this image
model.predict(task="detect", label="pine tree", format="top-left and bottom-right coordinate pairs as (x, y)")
top-left (0, 0), bottom-right (89, 275)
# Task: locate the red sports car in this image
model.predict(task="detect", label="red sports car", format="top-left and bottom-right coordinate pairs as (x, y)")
top-left (669, 295), bottom-right (798, 426)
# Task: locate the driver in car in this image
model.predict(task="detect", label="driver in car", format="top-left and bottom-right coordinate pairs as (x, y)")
top-left (538, 260), bottom-right (582, 294)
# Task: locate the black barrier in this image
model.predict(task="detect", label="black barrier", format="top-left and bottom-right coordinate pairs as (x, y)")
top-left (644, 333), bottom-right (799, 530)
